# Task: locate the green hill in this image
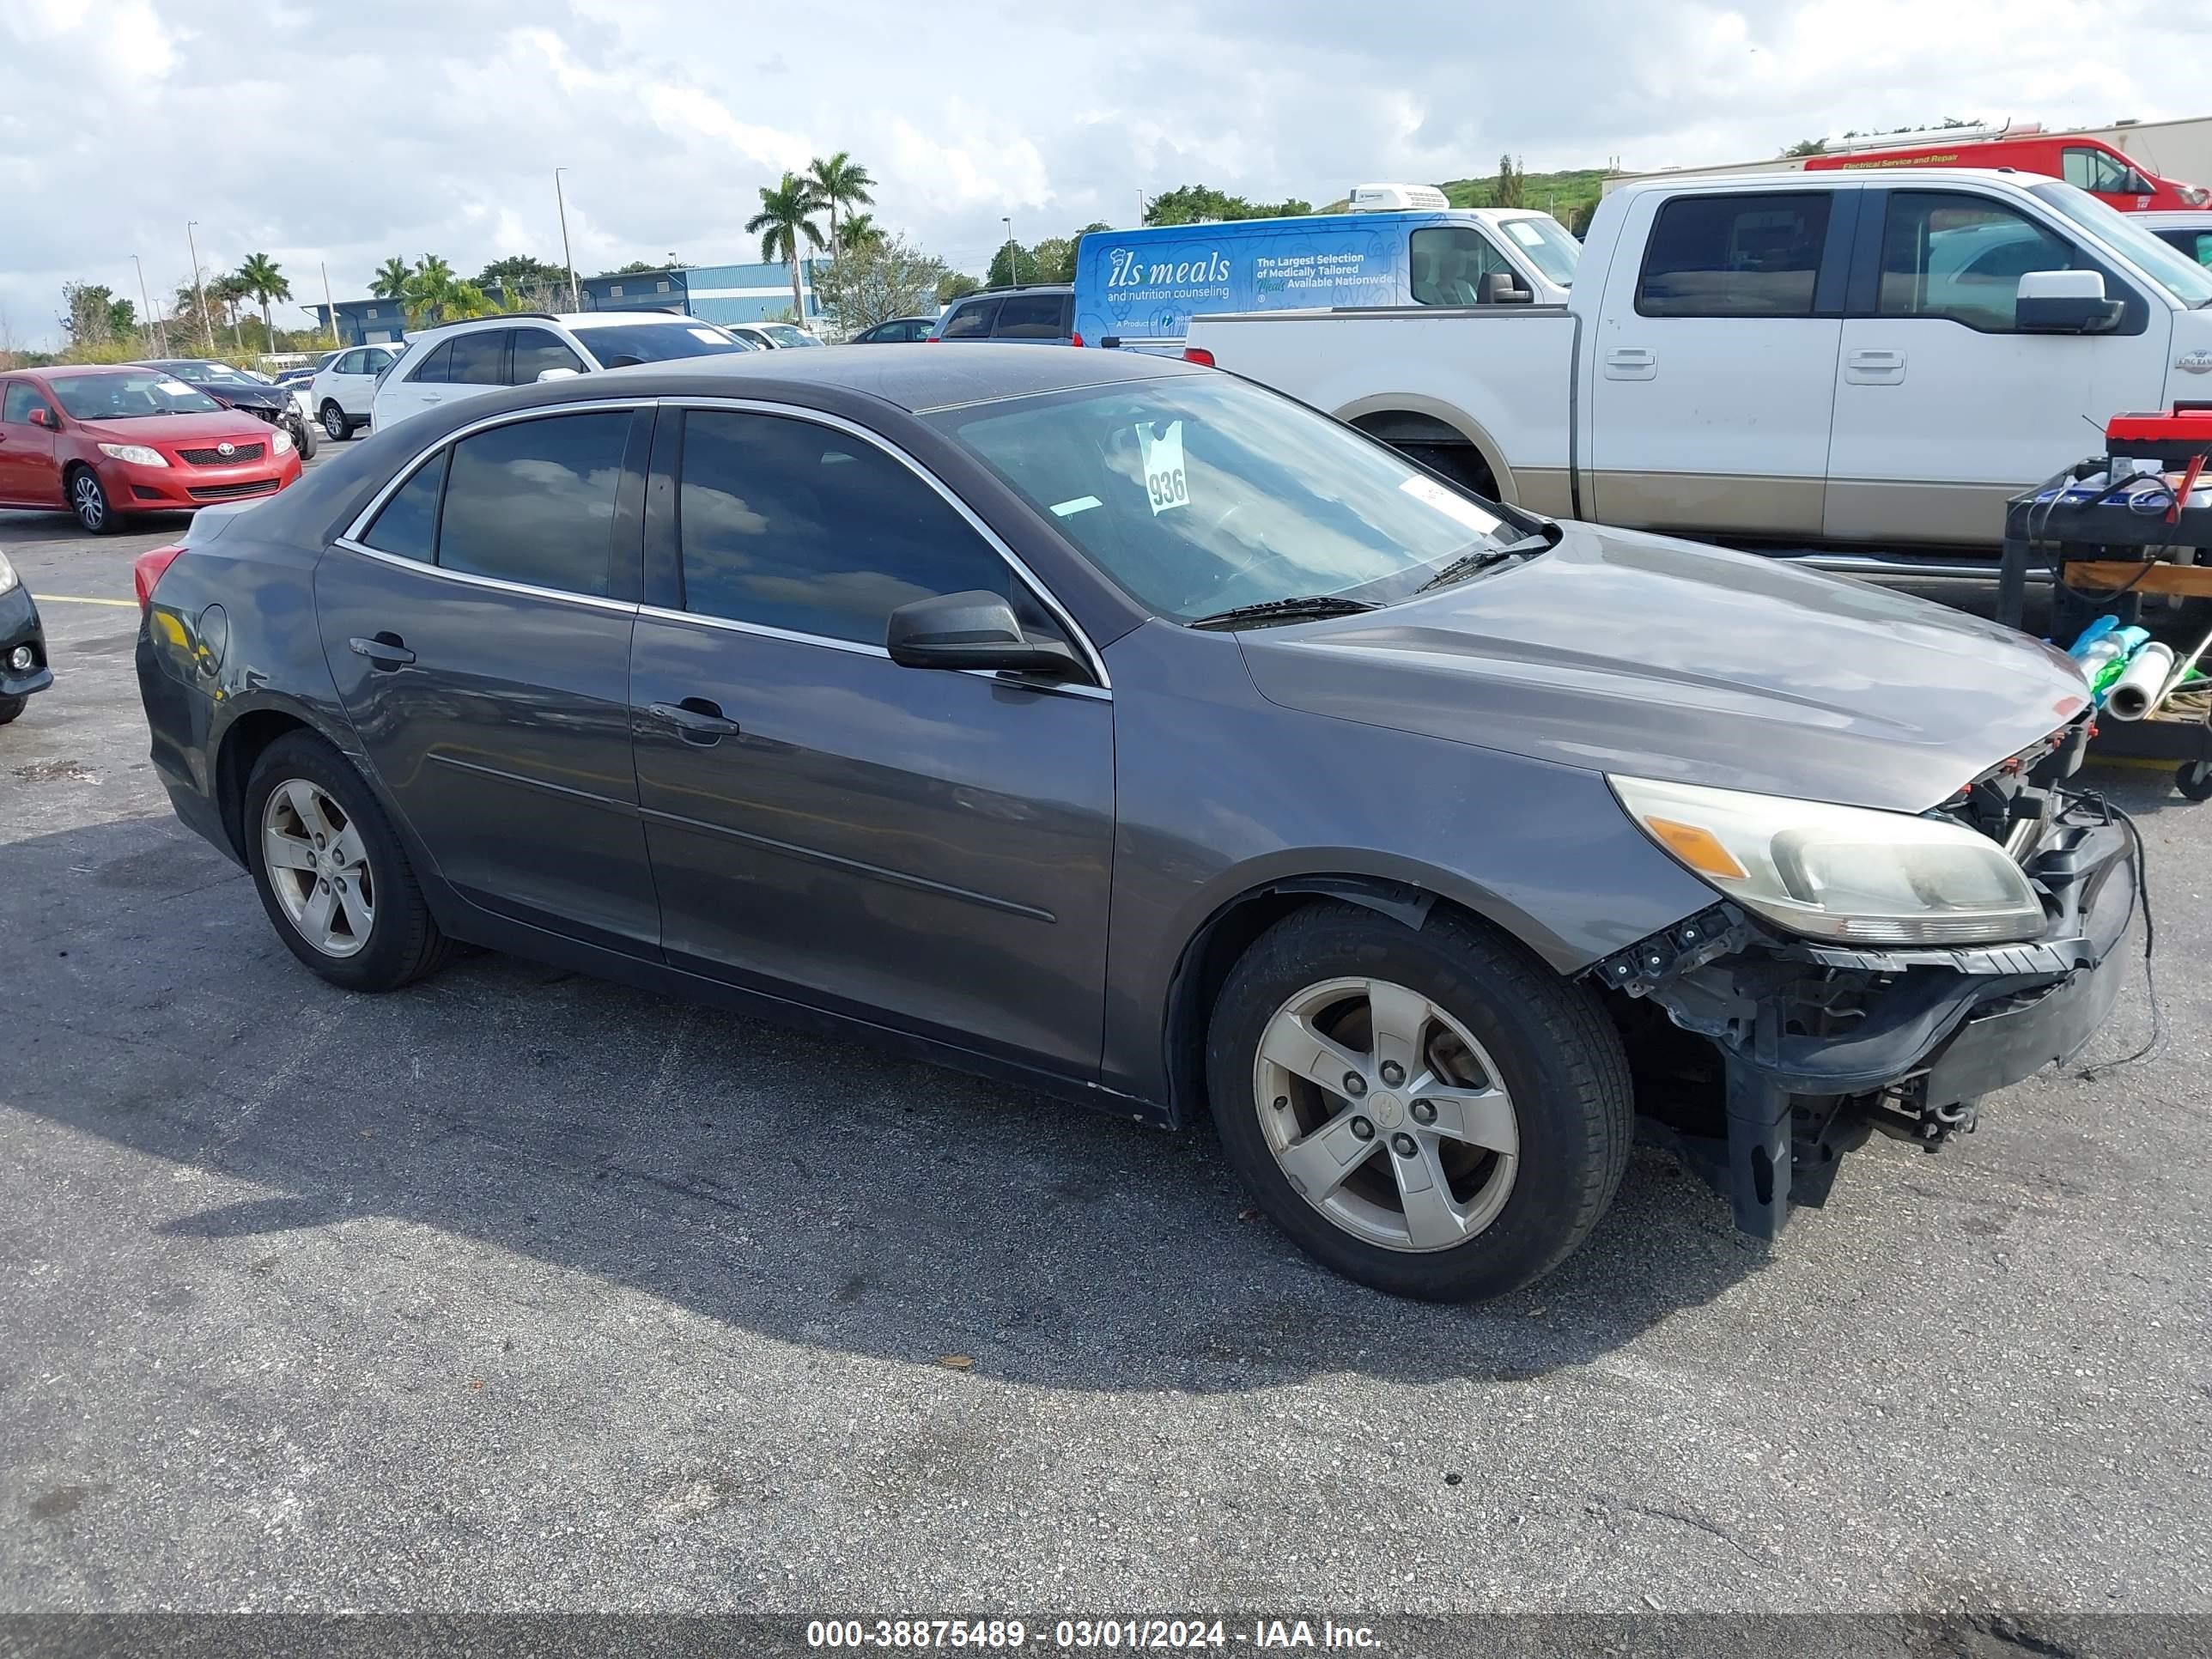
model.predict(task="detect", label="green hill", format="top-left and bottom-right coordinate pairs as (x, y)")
top-left (1320, 167), bottom-right (1613, 233)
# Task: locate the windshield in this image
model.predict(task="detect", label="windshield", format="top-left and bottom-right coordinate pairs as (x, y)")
top-left (49, 371), bottom-right (224, 420)
top-left (929, 374), bottom-right (1520, 621)
top-left (756, 323), bottom-right (821, 347)
top-left (571, 322), bottom-right (753, 366)
top-left (1496, 214), bottom-right (1581, 286)
top-left (2029, 181), bottom-right (2212, 306)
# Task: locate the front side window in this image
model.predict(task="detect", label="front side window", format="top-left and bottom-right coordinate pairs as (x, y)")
top-left (332, 350), bottom-right (365, 376)
top-left (1411, 227), bottom-right (1512, 305)
top-left (677, 410), bottom-right (1016, 645)
top-left (1878, 191), bottom-right (2081, 331)
top-left (931, 374), bottom-right (1520, 623)
top-left (2, 383), bottom-right (51, 424)
top-left (362, 453), bottom-right (446, 562)
top-left (994, 295), bottom-right (1068, 338)
top-left (438, 412), bottom-right (631, 596)
top-left (2063, 147), bottom-right (2133, 194)
top-left (1637, 192), bottom-right (1831, 317)
top-left (446, 330), bottom-right (509, 386)
top-left (509, 329), bottom-right (586, 385)
top-left (939, 300), bottom-right (999, 339)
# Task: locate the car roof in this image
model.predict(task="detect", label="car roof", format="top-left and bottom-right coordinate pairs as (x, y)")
top-left (15, 363), bottom-right (154, 380)
top-left (587, 340), bottom-right (1196, 410)
top-left (405, 310), bottom-right (690, 342)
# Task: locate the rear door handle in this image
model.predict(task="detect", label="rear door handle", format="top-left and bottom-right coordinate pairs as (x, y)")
top-left (649, 698), bottom-right (741, 744)
top-left (1604, 346), bottom-right (1656, 380)
top-left (348, 635), bottom-right (415, 669)
top-left (1844, 348), bottom-right (1906, 385)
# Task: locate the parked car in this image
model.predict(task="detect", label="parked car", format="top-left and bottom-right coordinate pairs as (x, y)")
top-left (274, 351), bottom-right (342, 390)
top-left (929, 285), bottom-right (1079, 345)
top-left (134, 345), bottom-right (2133, 1301)
top-left (0, 547), bottom-right (52, 726)
top-left (2137, 210), bottom-right (2212, 268)
top-left (849, 316), bottom-right (938, 343)
top-left (1803, 124), bottom-right (2207, 211)
top-left (1074, 195), bottom-right (1577, 349)
top-left (1183, 167), bottom-right (2212, 551)
top-left (310, 343), bottom-right (404, 442)
top-left (0, 365), bottom-right (302, 533)
top-left (139, 358), bottom-right (319, 460)
top-left (368, 311), bottom-right (757, 431)
top-left (724, 321), bottom-right (823, 349)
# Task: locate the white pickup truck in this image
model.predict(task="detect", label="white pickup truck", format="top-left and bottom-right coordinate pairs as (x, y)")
top-left (1184, 168), bottom-right (2212, 550)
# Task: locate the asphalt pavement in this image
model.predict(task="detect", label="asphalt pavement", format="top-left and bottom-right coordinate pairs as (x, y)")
top-left (3, 456), bottom-right (2209, 1630)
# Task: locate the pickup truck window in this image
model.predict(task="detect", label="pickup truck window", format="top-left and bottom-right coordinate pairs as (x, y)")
top-left (1877, 192), bottom-right (2081, 331)
top-left (1410, 228), bottom-right (1512, 305)
top-left (1637, 193), bottom-right (1831, 318)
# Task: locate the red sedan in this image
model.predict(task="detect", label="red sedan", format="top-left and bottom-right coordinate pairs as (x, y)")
top-left (0, 364), bottom-right (303, 534)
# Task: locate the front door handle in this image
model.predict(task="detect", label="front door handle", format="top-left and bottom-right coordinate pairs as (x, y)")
top-left (1844, 348), bottom-right (1906, 385)
top-left (348, 634), bottom-right (415, 669)
top-left (1604, 346), bottom-right (1656, 380)
top-left (649, 698), bottom-right (741, 744)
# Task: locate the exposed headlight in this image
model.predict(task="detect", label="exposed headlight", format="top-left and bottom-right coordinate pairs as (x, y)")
top-left (0, 550), bottom-right (17, 595)
top-left (271, 425), bottom-right (295, 455)
top-left (1609, 775), bottom-right (2045, 946)
top-left (97, 441), bottom-right (168, 467)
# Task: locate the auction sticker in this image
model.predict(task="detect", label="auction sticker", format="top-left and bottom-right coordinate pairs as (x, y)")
top-left (1138, 421), bottom-right (1188, 515)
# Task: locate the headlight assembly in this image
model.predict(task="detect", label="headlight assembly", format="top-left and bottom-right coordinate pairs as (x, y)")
top-left (1609, 775), bottom-right (2045, 946)
top-left (97, 442), bottom-right (168, 467)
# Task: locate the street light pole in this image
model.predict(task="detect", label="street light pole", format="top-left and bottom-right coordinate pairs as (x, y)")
top-left (1001, 215), bottom-right (1019, 284)
top-left (185, 220), bottom-right (214, 352)
top-left (555, 169), bottom-right (581, 312)
top-left (133, 254), bottom-right (167, 356)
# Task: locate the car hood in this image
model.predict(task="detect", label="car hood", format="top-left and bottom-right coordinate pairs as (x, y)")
top-left (192, 381), bottom-right (287, 409)
top-left (1234, 524), bottom-right (2090, 812)
top-left (76, 411), bottom-right (280, 446)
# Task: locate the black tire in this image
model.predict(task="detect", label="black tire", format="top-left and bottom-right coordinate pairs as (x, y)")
top-left (243, 730), bottom-right (454, 992)
top-left (289, 415), bottom-right (319, 460)
top-left (2177, 762), bottom-right (2212, 803)
top-left (1206, 901), bottom-right (1632, 1301)
top-left (320, 401), bottom-right (353, 442)
top-left (67, 466), bottom-right (117, 535)
top-left (0, 694), bottom-right (26, 726)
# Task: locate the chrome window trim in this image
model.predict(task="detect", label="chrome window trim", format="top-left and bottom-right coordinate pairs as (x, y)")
top-left (332, 538), bottom-right (640, 616)
top-left (663, 395), bottom-right (1112, 691)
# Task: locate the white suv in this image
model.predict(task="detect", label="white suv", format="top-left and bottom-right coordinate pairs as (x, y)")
top-left (309, 343), bottom-right (403, 442)
top-left (367, 312), bottom-right (757, 432)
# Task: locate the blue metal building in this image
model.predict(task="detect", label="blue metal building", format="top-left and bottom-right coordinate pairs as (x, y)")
top-left (301, 298), bottom-right (412, 346)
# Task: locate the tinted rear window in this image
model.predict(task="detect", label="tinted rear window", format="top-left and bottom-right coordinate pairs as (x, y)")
top-left (994, 295), bottom-right (1069, 338)
top-left (362, 453), bottom-right (446, 562)
top-left (446, 330), bottom-right (508, 386)
top-left (939, 299), bottom-right (1000, 339)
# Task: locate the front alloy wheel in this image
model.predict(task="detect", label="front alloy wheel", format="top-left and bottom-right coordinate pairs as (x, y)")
top-left (70, 469), bottom-right (112, 533)
top-left (261, 780), bottom-right (375, 957)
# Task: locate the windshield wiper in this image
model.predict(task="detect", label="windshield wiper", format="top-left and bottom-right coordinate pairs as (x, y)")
top-left (1187, 594), bottom-right (1379, 630)
top-left (1416, 523), bottom-right (1561, 592)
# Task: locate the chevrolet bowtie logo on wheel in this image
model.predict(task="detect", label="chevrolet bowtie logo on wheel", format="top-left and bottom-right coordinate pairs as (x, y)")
top-left (216, 441), bottom-right (235, 457)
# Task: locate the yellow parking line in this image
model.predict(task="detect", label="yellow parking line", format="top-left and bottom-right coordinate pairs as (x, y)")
top-left (39, 595), bottom-right (137, 608)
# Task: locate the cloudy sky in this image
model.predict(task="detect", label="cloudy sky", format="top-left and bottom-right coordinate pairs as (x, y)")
top-left (3, 0), bottom-right (2206, 347)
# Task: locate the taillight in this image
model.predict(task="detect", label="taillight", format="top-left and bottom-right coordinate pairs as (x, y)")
top-left (1183, 347), bottom-right (1217, 367)
top-left (1070, 331), bottom-right (1085, 348)
top-left (134, 544), bottom-right (184, 612)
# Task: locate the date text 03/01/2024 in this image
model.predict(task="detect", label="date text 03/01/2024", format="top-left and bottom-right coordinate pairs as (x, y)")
top-left (804, 1619), bottom-right (1382, 1650)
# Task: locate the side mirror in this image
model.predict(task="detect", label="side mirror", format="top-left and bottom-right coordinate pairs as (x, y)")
top-left (536, 367), bottom-right (581, 383)
top-left (27, 407), bottom-right (55, 428)
top-left (886, 590), bottom-right (1081, 677)
top-left (1482, 270), bottom-right (1534, 305)
top-left (2017, 269), bottom-right (2124, 333)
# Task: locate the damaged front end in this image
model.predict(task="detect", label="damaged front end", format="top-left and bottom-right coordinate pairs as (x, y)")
top-left (1595, 719), bottom-right (2140, 1240)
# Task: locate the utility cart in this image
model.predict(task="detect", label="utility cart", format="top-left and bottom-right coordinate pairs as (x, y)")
top-left (1995, 410), bottom-right (2212, 799)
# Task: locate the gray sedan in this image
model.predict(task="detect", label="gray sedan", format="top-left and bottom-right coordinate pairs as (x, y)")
top-left (133, 345), bottom-right (2134, 1299)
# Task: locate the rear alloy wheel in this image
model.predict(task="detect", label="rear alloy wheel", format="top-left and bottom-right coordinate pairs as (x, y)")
top-left (69, 468), bottom-right (115, 534)
top-left (244, 731), bottom-right (453, 991)
top-left (321, 401), bottom-right (351, 442)
top-left (1206, 902), bottom-right (1632, 1301)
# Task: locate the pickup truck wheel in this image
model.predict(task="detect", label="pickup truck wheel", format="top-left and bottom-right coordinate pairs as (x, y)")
top-left (1206, 902), bottom-right (1632, 1301)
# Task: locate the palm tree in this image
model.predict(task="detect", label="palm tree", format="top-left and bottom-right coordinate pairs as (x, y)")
top-left (805, 152), bottom-right (874, 286)
top-left (747, 173), bottom-right (826, 324)
top-left (208, 272), bottom-right (251, 353)
top-left (837, 212), bottom-right (884, 254)
top-left (236, 252), bottom-right (291, 352)
top-left (368, 256), bottom-right (412, 301)
top-left (404, 254), bottom-right (459, 326)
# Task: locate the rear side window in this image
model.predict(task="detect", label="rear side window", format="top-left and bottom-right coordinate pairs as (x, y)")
top-left (437, 412), bottom-right (631, 596)
top-left (676, 410), bottom-right (1015, 645)
top-left (994, 294), bottom-right (1068, 338)
top-left (509, 328), bottom-right (586, 385)
top-left (1877, 192), bottom-right (2081, 331)
top-left (446, 330), bottom-right (508, 386)
top-left (1637, 192), bottom-right (1832, 317)
top-left (1410, 227), bottom-right (1513, 305)
top-left (362, 453), bottom-right (446, 562)
top-left (939, 299), bottom-right (1000, 339)
top-left (331, 350), bottom-right (363, 375)
top-left (406, 340), bottom-right (454, 383)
